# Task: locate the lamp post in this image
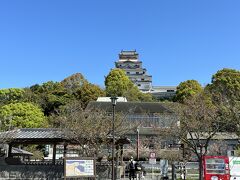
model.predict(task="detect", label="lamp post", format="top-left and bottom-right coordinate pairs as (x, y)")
top-left (110, 97), bottom-right (118, 180)
top-left (136, 128), bottom-right (140, 161)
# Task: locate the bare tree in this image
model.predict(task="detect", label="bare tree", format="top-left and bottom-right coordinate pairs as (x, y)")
top-left (164, 92), bottom-right (232, 180)
top-left (52, 100), bottom-right (138, 158)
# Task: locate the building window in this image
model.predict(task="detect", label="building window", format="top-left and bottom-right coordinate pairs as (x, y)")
top-left (136, 72), bottom-right (139, 74)
top-left (127, 72), bottom-right (130, 74)
top-left (138, 84), bottom-right (141, 86)
top-left (141, 78), bottom-right (144, 81)
top-left (167, 90), bottom-right (175, 92)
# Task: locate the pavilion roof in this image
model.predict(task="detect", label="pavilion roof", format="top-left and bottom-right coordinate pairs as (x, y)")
top-left (0, 128), bottom-right (131, 145)
top-left (0, 128), bottom-right (71, 144)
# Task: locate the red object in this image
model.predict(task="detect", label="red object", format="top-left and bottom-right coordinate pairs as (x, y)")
top-left (203, 155), bottom-right (230, 180)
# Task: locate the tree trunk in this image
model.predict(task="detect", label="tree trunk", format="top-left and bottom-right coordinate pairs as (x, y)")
top-left (171, 162), bottom-right (176, 180)
top-left (198, 147), bottom-right (203, 180)
top-left (199, 159), bottom-right (203, 180)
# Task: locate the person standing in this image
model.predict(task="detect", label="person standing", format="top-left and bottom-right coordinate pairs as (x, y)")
top-left (128, 157), bottom-right (136, 180)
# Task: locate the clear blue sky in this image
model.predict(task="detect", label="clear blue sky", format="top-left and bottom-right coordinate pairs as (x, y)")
top-left (0, 0), bottom-right (239, 89)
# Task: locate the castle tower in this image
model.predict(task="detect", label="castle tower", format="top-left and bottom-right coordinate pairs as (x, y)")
top-left (115, 50), bottom-right (152, 92)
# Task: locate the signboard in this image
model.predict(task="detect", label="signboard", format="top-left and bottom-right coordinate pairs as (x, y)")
top-left (64, 157), bottom-right (96, 179)
top-left (149, 152), bottom-right (156, 164)
top-left (229, 156), bottom-right (240, 179)
top-left (149, 158), bottom-right (157, 164)
top-left (149, 152), bottom-right (156, 159)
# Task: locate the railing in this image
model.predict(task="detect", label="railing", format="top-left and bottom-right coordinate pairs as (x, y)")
top-left (24, 160), bottom-right (63, 165)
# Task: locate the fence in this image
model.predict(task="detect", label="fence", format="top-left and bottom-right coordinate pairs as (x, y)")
top-left (0, 157), bottom-right (200, 179)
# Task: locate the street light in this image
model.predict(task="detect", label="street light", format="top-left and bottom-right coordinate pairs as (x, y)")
top-left (136, 128), bottom-right (140, 161)
top-left (110, 97), bottom-right (118, 180)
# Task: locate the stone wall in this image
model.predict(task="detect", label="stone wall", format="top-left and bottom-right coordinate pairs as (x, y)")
top-left (0, 164), bottom-right (63, 179)
top-left (0, 156), bottom-right (123, 180)
top-left (0, 163), bottom-right (113, 179)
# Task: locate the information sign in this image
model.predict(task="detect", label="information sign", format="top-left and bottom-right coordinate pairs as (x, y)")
top-left (229, 156), bottom-right (240, 178)
top-left (64, 157), bottom-right (96, 179)
top-left (149, 152), bottom-right (156, 164)
top-left (149, 152), bottom-right (156, 159)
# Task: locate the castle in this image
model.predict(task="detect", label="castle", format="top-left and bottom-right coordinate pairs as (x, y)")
top-left (115, 50), bottom-right (176, 100)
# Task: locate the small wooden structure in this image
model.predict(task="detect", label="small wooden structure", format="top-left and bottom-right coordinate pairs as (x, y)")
top-left (0, 128), bottom-right (73, 165)
top-left (0, 128), bottom-right (130, 165)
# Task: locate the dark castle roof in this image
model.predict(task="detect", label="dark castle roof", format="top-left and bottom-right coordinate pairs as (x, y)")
top-left (119, 50), bottom-right (139, 59)
top-left (87, 101), bottom-right (173, 114)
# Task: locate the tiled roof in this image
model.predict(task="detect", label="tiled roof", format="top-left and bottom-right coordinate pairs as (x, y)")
top-left (120, 50), bottom-right (138, 55)
top-left (1, 128), bottom-right (63, 139)
top-left (87, 101), bottom-right (173, 114)
top-left (187, 132), bottom-right (239, 140)
top-left (0, 128), bottom-right (70, 144)
top-left (0, 128), bottom-right (130, 145)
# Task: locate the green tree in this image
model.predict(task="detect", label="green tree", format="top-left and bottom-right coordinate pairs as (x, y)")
top-left (207, 68), bottom-right (240, 101)
top-left (175, 80), bottom-right (202, 103)
top-left (29, 81), bottom-right (73, 115)
top-left (28, 73), bottom-right (105, 114)
top-left (0, 88), bottom-right (25, 105)
top-left (61, 73), bottom-right (88, 93)
top-left (206, 68), bottom-right (240, 132)
top-left (123, 85), bottom-right (153, 102)
top-left (74, 82), bottom-right (105, 108)
top-left (105, 68), bottom-right (132, 97)
top-left (139, 93), bottom-right (153, 102)
top-left (0, 102), bottom-right (47, 130)
top-left (105, 68), bottom-right (153, 101)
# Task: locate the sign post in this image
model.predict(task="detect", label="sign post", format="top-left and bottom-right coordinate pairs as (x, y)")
top-left (149, 152), bottom-right (156, 179)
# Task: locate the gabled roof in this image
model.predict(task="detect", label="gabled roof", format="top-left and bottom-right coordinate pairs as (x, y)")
top-left (0, 128), bottom-right (70, 144)
top-left (86, 101), bottom-right (173, 114)
top-left (187, 132), bottom-right (239, 140)
top-left (0, 128), bottom-right (131, 145)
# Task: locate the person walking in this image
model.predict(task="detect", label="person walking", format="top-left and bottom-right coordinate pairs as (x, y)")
top-left (128, 157), bottom-right (136, 180)
top-left (135, 161), bottom-right (144, 180)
